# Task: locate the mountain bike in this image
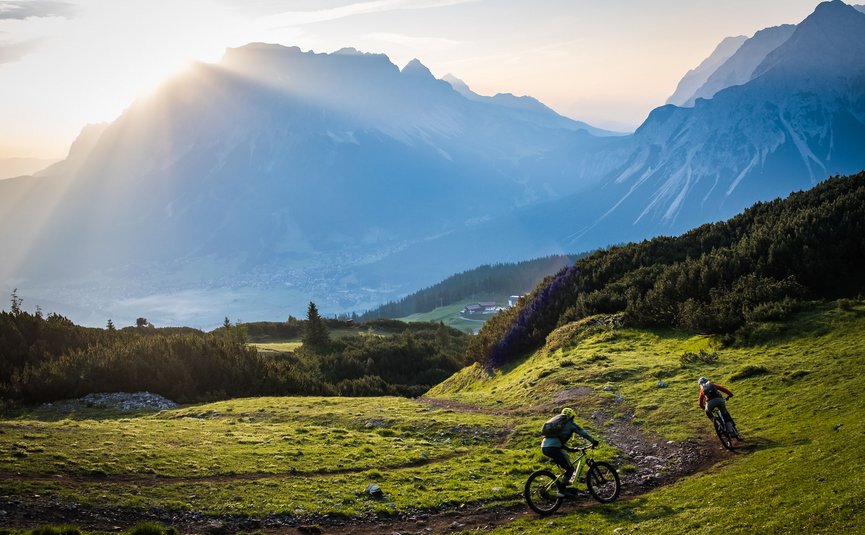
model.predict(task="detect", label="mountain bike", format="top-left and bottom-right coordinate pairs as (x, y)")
top-left (524, 446), bottom-right (621, 515)
top-left (710, 400), bottom-right (740, 451)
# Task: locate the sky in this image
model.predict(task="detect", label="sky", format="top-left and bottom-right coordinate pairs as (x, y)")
top-left (0, 0), bottom-right (828, 159)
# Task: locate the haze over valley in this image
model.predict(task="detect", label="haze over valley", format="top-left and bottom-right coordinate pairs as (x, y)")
top-left (1, 1), bottom-right (863, 328)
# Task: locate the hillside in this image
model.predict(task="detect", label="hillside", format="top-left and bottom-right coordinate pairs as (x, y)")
top-left (429, 301), bottom-right (865, 533)
top-left (359, 254), bottom-right (581, 321)
top-left (471, 171), bottom-right (865, 367)
top-left (1, 301), bottom-right (863, 533)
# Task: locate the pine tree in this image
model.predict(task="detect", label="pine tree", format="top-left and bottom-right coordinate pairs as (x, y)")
top-left (303, 302), bottom-right (330, 351)
top-left (10, 288), bottom-right (22, 315)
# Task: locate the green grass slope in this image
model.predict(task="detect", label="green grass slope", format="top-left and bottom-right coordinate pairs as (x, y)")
top-left (431, 301), bottom-right (865, 533)
top-left (399, 298), bottom-right (505, 332)
top-left (1, 301), bottom-right (863, 533)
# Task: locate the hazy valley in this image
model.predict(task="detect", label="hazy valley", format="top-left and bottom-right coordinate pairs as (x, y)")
top-left (2, 2), bottom-right (864, 328)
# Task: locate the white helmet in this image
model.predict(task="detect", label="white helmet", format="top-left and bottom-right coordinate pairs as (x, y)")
top-left (698, 377), bottom-right (709, 385)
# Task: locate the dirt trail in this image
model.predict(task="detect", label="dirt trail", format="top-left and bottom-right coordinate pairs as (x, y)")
top-left (0, 396), bottom-right (731, 534)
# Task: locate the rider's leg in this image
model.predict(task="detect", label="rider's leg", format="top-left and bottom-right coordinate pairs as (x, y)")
top-left (721, 409), bottom-right (741, 437)
top-left (708, 398), bottom-right (738, 436)
top-left (542, 447), bottom-right (574, 492)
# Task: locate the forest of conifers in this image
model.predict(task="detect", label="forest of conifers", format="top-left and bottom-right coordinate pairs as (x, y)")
top-left (471, 172), bottom-right (865, 368)
top-left (0, 309), bottom-right (468, 404)
top-left (359, 254), bottom-right (582, 320)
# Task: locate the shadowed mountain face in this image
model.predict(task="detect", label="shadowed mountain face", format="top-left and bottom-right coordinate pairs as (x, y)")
top-left (1, 2), bottom-right (864, 327)
top-left (0, 44), bottom-right (618, 324)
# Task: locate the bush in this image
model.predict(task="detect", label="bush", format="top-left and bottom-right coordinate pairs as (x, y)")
top-left (731, 322), bottom-right (786, 346)
top-left (679, 349), bottom-right (718, 366)
top-left (837, 298), bottom-right (857, 311)
top-left (744, 297), bottom-right (800, 323)
top-left (729, 365), bottom-right (770, 381)
top-left (28, 527), bottom-right (81, 535)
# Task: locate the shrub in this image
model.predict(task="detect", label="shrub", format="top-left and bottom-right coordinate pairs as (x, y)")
top-left (29, 527), bottom-right (81, 535)
top-left (729, 365), bottom-right (770, 381)
top-left (837, 298), bottom-right (857, 311)
top-left (679, 349), bottom-right (718, 366)
top-left (744, 297), bottom-right (800, 323)
top-left (731, 321), bottom-right (786, 346)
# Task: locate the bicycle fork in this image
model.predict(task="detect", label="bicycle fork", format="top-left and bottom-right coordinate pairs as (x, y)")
top-left (586, 459), bottom-right (610, 486)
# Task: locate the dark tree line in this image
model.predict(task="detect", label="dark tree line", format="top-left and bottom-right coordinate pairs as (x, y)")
top-left (0, 299), bottom-right (469, 404)
top-left (358, 254), bottom-right (583, 320)
top-left (471, 172), bottom-right (865, 367)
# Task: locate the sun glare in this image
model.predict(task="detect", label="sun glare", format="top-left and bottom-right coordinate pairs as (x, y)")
top-left (49, 0), bottom-right (235, 125)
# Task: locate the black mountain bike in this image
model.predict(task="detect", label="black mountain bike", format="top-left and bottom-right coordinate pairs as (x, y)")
top-left (710, 400), bottom-right (740, 451)
top-left (524, 446), bottom-right (621, 515)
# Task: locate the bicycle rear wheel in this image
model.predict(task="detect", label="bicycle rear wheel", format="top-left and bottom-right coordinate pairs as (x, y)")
top-left (586, 462), bottom-right (621, 503)
top-left (524, 469), bottom-right (563, 515)
top-left (713, 415), bottom-right (734, 450)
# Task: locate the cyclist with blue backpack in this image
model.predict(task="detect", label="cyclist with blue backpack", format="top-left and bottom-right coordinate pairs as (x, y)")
top-left (698, 377), bottom-right (741, 440)
top-left (541, 407), bottom-right (599, 497)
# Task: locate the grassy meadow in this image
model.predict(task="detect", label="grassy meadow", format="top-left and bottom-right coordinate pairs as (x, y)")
top-left (399, 297), bottom-right (510, 333)
top-left (1, 300), bottom-right (863, 533)
top-left (431, 300), bottom-right (865, 533)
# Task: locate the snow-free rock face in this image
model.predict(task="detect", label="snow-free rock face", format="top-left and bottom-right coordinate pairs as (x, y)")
top-left (593, 1), bottom-right (865, 230)
top-left (666, 35), bottom-right (747, 107)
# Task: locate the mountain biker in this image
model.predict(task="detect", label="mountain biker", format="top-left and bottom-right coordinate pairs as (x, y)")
top-left (541, 407), bottom-right (599, 497)
top-left (697, 377), bottom-right (741, 439)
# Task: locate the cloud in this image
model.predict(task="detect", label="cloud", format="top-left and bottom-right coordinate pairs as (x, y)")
top-left (0, 1), bottom-right (76, 20)
top-left (0, 39), bottom-right (37, 63)
top-left (257, 0), bottom-right (479, 28)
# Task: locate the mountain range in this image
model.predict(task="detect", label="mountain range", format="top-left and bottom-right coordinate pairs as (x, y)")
top-left (1, 1), bottom-right (864, 327)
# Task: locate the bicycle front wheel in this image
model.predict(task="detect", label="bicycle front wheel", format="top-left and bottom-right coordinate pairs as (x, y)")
top-left (586, 462), bottom-right (621, 503)
top-left (524, 469), bottom-right (563, 515)
top-left (713, 416), bottom-right (734, 450)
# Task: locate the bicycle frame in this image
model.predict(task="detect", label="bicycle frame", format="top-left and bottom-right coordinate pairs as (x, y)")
top-left (712, 407), bottom-right (733, 432)
top-left (542, 448), bottom-right (593, 490)
top-left (710, 406), bottom-right (736, 450)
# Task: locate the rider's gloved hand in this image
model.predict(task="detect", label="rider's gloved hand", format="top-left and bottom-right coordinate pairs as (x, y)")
top-left (726, 394), bottom-right (733, 400)
top-left (591, 439), bottom-right (599, 448)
